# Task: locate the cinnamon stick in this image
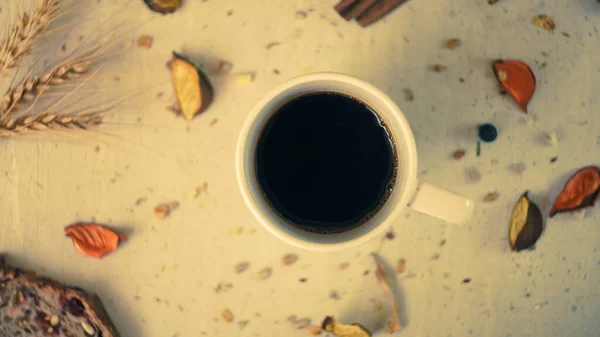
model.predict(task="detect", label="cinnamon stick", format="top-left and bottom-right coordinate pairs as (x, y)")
top-left (334, 0), bottom-right (360, 15)
top-left (341, 0), bottom-right (377, 21)
top-left (357, 0), bottom-right (405, 27)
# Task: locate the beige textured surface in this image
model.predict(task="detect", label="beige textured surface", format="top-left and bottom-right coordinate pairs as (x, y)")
top-left (2, 0), bottom-right (600, 336)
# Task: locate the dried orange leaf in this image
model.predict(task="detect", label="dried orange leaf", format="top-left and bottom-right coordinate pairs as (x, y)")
top-left (64, 224), bottom-right (127, 259)
top-left (321, 316), bottom-right (371, 337)
top-left (171, 52), bottom-right (213, 120)
top-left (533, 15), bottom-right (555, 31)
top-left (144, 0), bottom-right (181, 14)
top-left (550, 166), bottom-right (600, 217)
top-left (374, 255), bottom-right (402, 333)
top-left (493, 59), bottom-right (536, 113)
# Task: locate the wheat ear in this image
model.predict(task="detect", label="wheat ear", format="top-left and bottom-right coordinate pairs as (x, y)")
top-left (1, 54), bottom-right (93, 117)
top-left (0, 0), bottom-right (61, 76)
top-left (0, 113), bottom-right (103, 137)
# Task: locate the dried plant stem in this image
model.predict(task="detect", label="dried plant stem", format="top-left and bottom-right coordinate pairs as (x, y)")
top-left (0, 0), bottom-right (61, 76)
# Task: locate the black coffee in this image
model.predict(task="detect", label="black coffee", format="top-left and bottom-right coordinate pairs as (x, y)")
top-left (255, 92), bottom-right (397, 234)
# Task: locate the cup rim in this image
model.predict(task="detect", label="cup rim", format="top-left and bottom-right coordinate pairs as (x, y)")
top-left (236, 72), bottom-right (418, 251)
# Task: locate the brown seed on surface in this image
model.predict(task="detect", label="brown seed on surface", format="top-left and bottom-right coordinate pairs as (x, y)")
top-left (137, 35), bottom-right (153, 48)
top-left (296, 11), bottom-right (308, 19)
top-left (533, 15), bottom-right (555, 31)
top-left (221, 309), bottom-right (234, 323)
top-left (488, 0), bottom-right (498, 4)
top-left (433, 64), bottom-right (448, 72)
top-left (403, 88), bottom-right (414, 101)
top-left (446, 38), bottom-right (461, 50)
top-left (282, 253), bottom-right (299, 265)
top-left (385, 230), bottom-right (395, 240)
top-left (396, 259), bottom-right (406, 274)
top-left (452, 150), bottom-right (466, 160)
top-left (483, 192), bottom-right (500, 202)
top-left (235, 262), bottom-right (250, 273)
top-left (256, 267), bottom-right (272, 280)
top-left (550, 156), bottom-right (558, 163)
top-left (154, 202), bottom-right (179, 219)
top-left (541, 51), bottom-right (549, 57)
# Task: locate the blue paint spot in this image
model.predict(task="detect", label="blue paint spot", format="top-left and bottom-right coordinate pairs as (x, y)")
top-left (565, 288), bottom-right (570, 293)
top-left (527, 271), bottom-right (532, 277)
top-left (571, 305), bottom-right (577, 312)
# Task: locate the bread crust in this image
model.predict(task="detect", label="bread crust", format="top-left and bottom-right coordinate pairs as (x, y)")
top-left (0, 255), bottom-right (120, 337)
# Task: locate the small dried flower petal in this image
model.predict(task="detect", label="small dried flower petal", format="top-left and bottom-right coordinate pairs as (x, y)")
top-left (64, 224), bottom-right (128, 259)
top-left (446, 38), bottom-right (461, 50)
top-left (549, 166), bottom-right (600, 217)
top-left (282, 253), bottom-right (299, 266)
top-left (533, 15), bottom-right (555, 31)
top-left (221, 309), bottom-right (234, 323)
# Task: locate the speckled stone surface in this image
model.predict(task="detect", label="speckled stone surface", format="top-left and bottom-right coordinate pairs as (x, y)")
top-left (1, 0), bottom-right (599, 336)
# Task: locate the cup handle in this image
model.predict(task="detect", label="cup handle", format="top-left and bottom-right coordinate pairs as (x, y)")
top-left (407, 182), bottom-right (474, 225)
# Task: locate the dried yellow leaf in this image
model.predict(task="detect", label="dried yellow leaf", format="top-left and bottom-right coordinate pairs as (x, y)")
top-left (170, 52), bottom-right (213, 120)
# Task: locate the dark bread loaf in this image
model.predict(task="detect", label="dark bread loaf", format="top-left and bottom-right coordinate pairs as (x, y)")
top-left (0, 255), bottom-right (120, 337)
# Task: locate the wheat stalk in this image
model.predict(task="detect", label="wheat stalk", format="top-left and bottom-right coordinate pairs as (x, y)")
top-left (0, 113), bottom-right (103, 137)
top-left (0, 0), bottom-right (61, 76)
top-left (1, 55), bottom-right (92, 117)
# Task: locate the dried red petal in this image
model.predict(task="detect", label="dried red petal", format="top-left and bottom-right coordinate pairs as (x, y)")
top-left (64, 224), bottom-right (128, 259)
top-left (549, 166), bottom-right (600, 217)
top-left (493, 59), bottom-right (536, 113)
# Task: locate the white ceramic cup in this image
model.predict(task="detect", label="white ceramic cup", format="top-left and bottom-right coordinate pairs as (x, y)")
top-left (236, 73), bottom-right (474, 251)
